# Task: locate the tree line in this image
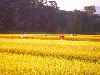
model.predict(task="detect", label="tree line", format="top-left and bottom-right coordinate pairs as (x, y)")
top-left (0, 0), bottom-right (100, 34)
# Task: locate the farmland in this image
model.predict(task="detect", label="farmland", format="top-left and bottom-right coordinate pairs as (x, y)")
top-left (0, 34), bottom-right (100, 75)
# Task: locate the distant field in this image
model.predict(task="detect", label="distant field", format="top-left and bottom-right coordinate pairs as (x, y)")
top-left (0, 34), bottom-right (100, 41)
top-left (0, 34), bottom-right (100, 75)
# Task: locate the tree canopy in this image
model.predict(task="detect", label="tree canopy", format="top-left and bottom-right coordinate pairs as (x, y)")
top-left (0, 0), bottom-right (100, 34)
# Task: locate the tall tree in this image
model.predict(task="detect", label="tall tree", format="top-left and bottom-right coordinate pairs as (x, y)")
top-left (84, 6), bottom-right (96, 15)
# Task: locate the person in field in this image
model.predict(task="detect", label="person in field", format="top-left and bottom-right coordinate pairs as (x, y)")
top-left (59, 33), bottom-right (64, 40)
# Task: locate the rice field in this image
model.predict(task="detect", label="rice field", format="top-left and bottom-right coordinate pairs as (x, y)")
top-left (0, 34), bottom-right (100, 75)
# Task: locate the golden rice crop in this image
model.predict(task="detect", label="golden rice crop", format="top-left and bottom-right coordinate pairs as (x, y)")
top-left (0, 34), bottom-right (100, 41)
top-left (0, 53), bottom-right (100, 75)
top-left (0, 35), bottom-right (100, 75)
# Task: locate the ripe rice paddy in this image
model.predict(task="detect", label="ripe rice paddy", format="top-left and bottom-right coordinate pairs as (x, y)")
top-left (0, 34), bottom-right (100, 75)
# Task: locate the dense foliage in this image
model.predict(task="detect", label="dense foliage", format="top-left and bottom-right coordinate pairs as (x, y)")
top-left (0, 0), bottom-right (100, 34)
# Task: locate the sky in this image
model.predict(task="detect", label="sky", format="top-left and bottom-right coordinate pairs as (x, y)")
top-left (48, 0), bottom-right (100, 11)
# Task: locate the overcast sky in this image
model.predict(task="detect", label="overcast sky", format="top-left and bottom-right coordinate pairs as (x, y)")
top-left (48, 0), bottom-right (100, 11)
